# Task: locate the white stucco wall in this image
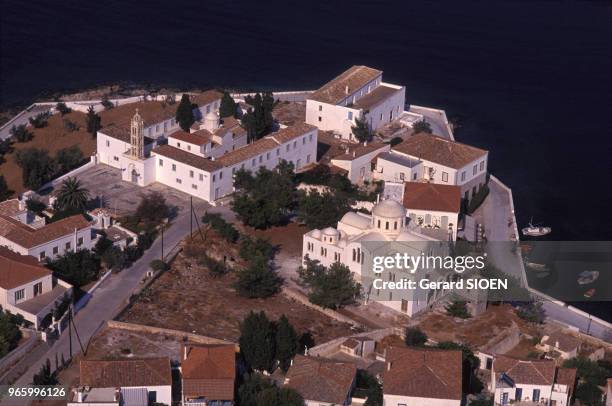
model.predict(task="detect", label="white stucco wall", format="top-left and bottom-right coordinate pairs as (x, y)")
top-left (372, 155), bottom-right (423, 183)
top-left (363, 84), bottom-right (406, 131)
top-left (331, 145), bottom-right (390, 183)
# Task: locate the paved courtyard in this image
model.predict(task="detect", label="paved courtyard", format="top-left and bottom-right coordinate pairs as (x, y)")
top-left (63, 164), bottom-right (208, 216)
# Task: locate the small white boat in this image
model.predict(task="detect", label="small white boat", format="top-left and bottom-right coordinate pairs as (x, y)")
top-left (577, 270), bottom-right (599, 285)
top-left (522, 219), bottom-right (551, 237)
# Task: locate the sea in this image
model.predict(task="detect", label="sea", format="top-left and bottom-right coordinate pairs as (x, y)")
top-left (2, 0), bottom-right (612, 319)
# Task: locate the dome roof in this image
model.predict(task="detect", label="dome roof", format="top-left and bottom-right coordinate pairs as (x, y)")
top-left (340, 212), bottom-right (371, 230)
top-left (310, 229), bottom-right (322, 239)
top-left (358, 232), bottom-right (388, 242)
top-left (373, 199), bottom-right (406, 218)
top-left (322, 227), bottom-right (339, 236)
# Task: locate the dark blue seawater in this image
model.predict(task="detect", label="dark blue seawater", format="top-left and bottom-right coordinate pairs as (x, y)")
top-left (2, 0), bottom-right (612, 315)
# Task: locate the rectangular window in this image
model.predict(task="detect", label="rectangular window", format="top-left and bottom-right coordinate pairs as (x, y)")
top-left (164, 122), bottom-right (167, 131)
top-left (15, 289), bottom-right (25, 302)
top-left (461, 171), bottom-right (466, 182)
top-left (286, 144), bottom-right (290, 152)
top-left (39, 251), bottom-right (46, 260)
top-left (192, 184), bottom-right (197, 190)
top-left (266, 152), bottom-right (270, 160)
top-left (177, 142), bottom-right (181, 148)
top-left (190, 170), bottom-right (194, 178)
top-left (176, 178), bottom-right (182, 184)
top-left (318, 116), bottom-right (322, 122)
top-left (53, 246), bottom-right (58, 255)
top-left (306, 154), bottom-right (311, 163)
top-left (113, 156), bottom-right (119, 161)
top-left (106, 140), bottom-right (110, 147)
top-left (219, 171), bottom-right (223, 179)
top-left (259, 156), bottom-right (263, 163)
top-left (442, 172), bottom-right (448, 182)
top-left (187, 145), bottom-right (191, 151)
top-left (276, 149), bottom-right (280, 156)
top-left (302, 137), bottom-right (306, 145)
top-left (172, 164), bottom-right (176, 171)
top-left (65, 242), bottom-right (71, 250)
top-left (532, 389), bottom-right (540, 402)
top-left (212, 174), bottom-right (216, 182)
top-left (293, 141), bottom-right (297, 148)
top-left (77, 237), bottom-right (83, 246)
top-left (480, 161), bottom-right (485, 171)
top-left (309, 133), bottom-right (313, 142)
top-left (33, 282), bottom-right (42, 297)
top-left (155, 124), bottom-right (159, 132)
top-left (252, 158), bottom-right (256, 166)
top-left (199, 174), bottom-right (204, 181)
top-left (159, 159), bottom-right (163, 167)
top-left (318, 105), bottom-right (322, 111)
top-left (515, 388), bottom-right (522, 401)
top-left (348, 111), bottom-right (353, 120)
top-left (473, 164), bottom-right (477, 175)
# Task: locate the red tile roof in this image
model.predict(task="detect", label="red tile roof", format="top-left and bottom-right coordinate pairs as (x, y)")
top-left (0, 199), bottom-right (26, 217)
top-left (79, 358), bottom-right (172, 388)
top-left (331, 142), bottom-right (389, 161)
top-left (0, 247), bottom-right (51, 289)
top-left (403, 182), bottom-right (461, 213)
top-left (309, 66), bottom-right (382, 105)
top-left (493, 356), bottom-right (556, 386)
top-left (268, 122), bottom-right (317, 144)
top-left (383, 346), bottom-right (462, 400)
top-left (285, 355), bottom-right (356, 404)
top-left (181, 344), bottom-right (236, 400)
top-left (0, 214), bottom-right (91, 249)
top-left (152, 144), bottom-right (222, 172)
top-left (556, 368), bottom-right (577, 392)
top-left (354, 85), bottom-right (401, 110)
top-left (393, 133), bottom-right (487, 169)
top-left (170, 129), bottom-right (213, 146)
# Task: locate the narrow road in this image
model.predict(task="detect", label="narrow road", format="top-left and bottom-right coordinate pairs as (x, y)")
top-left (11, 199), bottom-right (211, 387)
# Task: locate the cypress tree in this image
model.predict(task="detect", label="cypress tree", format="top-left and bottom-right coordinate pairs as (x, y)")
top-left (175, 94), bottom-right (195, 131)
top-left (275, 315), bottom-right (298, 372)
top-left (239, 311), bottom-right (276, 372)
top-left (219, 91), bottom-right (238, 118)
top-left (86, 105), bottom-right (101, 137)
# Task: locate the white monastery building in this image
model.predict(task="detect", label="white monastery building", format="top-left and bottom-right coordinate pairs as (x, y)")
top-left (95, 91), bottom-right (318, 204)
top-left (375, 133), bottom-right (488, 201)
top-left (0, 247), bottom-right (73, 328)
top-left (0, 199), bottom-right (93, 261)
top-left (306, 66), bottom-right (406, 140)
top-left (302, 199), bottom-right (459, 316)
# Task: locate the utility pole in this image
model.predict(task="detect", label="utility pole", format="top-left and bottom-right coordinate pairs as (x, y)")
top-left (190, 196), bottom-right (193, 240)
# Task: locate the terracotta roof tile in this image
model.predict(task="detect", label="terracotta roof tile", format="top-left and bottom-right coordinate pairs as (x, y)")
top-left (393, 133), bottom-right (487, 169)
top-left (403, 182), bottom-right (461, 213)
top-left (0, 199), bottom-right (26, 217)
top-left (215, 138), bottom-right (279, 167)
top-left (0, 247), bottom-right (51, 289)
top-left (170, 129), bottom-right (213, 146)
top-left (79, 358), bottom-right (172, 388)
top-left (181, 344), bottom-right (236, 400)
top-left (556, 368), bottom-right (577, 392)
top-left (152, 144), bottom-right (222, 172)
top-left (189, 90), bottom-right (223, 107)
top-left (269, 122), bottom-right (317, 144)
top-left (383, 346), bottom-right (462, 400)
top-left (284, 355), bottom-right (356, 404)
top-left (354, 85), bottom-right (401, 110)
top-left (331, 142), bottom-right (389, 161)
top-left (309, 66), bottom-right (382, 105)
top-left (0, 214), bottom-right (91, 249)
top-left (493, 355), bottom-right (556, 386)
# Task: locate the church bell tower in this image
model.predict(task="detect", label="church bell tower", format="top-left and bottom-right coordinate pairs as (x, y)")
top-left (130, 109), bottom-right (144, 159)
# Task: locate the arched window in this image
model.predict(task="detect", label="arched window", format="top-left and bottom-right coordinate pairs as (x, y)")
top-left (377, 219), bottom-right (381, 228)
top-left (385, 221), bottom-right (389, 230)
top-left (394, 221), bottom-right (397, 230)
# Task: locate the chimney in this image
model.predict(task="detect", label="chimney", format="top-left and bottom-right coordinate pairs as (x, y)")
top-left (345, 147), bottom-right (350, 155)
top-left (345, 85), bottom-right (350, 95)
top-left (77, 388), bottom-right (84, 403)
top-left (387, 361), bottom-right (392, 371)
top-left (352, 151), bottom-right (356, 158)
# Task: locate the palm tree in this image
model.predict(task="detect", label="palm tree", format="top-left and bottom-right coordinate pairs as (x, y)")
top-left (55, 177), bottom-right (90, 211)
